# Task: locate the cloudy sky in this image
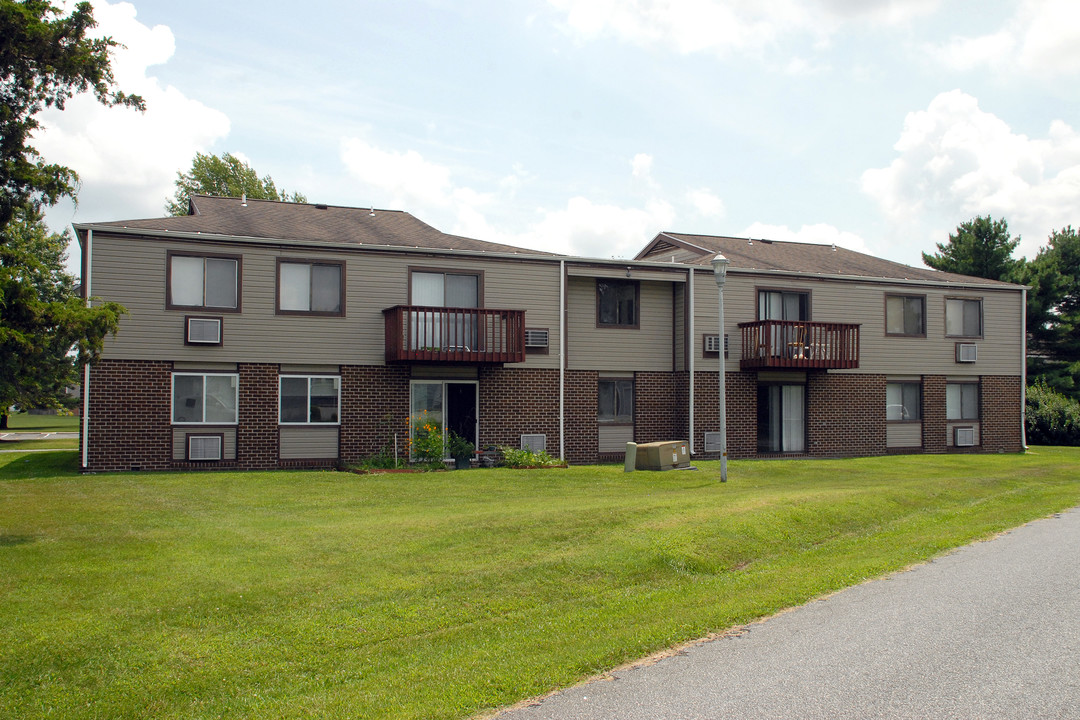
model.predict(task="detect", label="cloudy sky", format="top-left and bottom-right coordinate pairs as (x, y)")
top-left (38, 0), bottom-right (1080, 269)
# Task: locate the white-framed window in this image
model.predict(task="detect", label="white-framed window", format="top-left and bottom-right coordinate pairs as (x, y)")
top-left (886, 295), bottom-right (926, 336)
top-left (598, 378), bottom-right (634, 424)
top-left (278, 260), bottom-right (344, 315)
top-left (279, 375), bottom-right (341, 424)
top-left (945, 298), bottom-right (982, 338)
top-left (886, 382), bottom-right (922, 421)
top-left (946, 382), bottom-right (979, 421)
top-left (172, 373), bottom-right (238, 424)
top-left (168, 253), bottom-right (239, 310)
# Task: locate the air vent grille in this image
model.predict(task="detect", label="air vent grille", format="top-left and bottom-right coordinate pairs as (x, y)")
top-left (187, 317), bottom-right (222, 345)
top-left (524, 328), bottom-right (549, 348)
top-left (188, 435), bottom-right (223, 461)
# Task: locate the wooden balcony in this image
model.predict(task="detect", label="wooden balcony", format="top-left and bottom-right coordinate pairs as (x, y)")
top-left (383, 305), bottom-right (526, 364)
top-left (737, 320), bottom-right (860, 370)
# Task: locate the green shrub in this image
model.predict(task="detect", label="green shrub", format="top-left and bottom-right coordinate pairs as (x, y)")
top-left (408, 411), bottom-right (445, 464)
top-left (1026, 380), bottom-right (1080, 446)
top-left (497, 446), bottom-right (563, 468)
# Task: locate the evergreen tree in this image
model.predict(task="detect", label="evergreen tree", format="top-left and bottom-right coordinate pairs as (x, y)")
top-left (922, 215), bottom-right (1021, 281)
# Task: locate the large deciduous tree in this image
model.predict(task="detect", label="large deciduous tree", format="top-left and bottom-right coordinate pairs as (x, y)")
top-left (0, 209), bottom-right (123, 427)
top-left (0, 0), bottom-right (145, 234)
top-left (922, 215), bottom-right (1022, 282)
top-left (166, 152), bottom-right (307, 215)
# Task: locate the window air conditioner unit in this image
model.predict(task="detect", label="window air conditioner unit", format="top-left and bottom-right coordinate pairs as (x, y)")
top-left (186, 317), bottom-right (222, 345)
top-left (704, 432), bottom-right (724, 452)
top-left (524, 329), bottom-right (549, 348)
top-left (704, 334), bottom-right (729, 357)
top-left (520, 434), bottom-right (546, 453)
top-left (955, 343), bottom-right (977, 363)
top-left (954, 427), bottom-right (976, 447)
top-left (187, 435), bottom-right (223, 461)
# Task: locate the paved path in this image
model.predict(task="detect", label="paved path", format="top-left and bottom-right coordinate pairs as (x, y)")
top-left (0, 432), bottom-right (78, 441)
top-left (496, 509), bottom-right (1080, 720)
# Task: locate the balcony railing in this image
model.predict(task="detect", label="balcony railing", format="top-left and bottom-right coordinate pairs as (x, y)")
top-left (383, 305), bottom-right (526, 364)
top-left (737, 320), bottom-right (860, 370)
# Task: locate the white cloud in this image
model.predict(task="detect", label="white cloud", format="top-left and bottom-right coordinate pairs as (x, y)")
top-left (631, 153), bottom-right (654, 181)
top-left (35, 1), bottom-right (230, 222)
top-left (518, 197), bottom-right (676, 257)
top-left (686, 188), bottom-right (726, 218)
top-left (548, 0), bottom-right (939, 57)
top-left (741, 221), bottom-right (869, 253)
top-left (861, 90), bottom-right (1080, 257)
top-left (928, 0), bottom-right (1080, 75)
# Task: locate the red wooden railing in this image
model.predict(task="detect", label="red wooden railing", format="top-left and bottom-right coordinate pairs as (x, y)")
top-left (383, 305), bottom-right (526, 364)
top-left (737, 320), bottom-right (860, 370)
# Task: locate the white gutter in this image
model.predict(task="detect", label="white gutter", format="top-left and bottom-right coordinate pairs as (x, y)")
top-left (79, 227), bottom-right (92, 470)
top-left (688, 267), bottom-right (695, 454)
top-left (559, 260), bottom-right (566, 462)
top-left (1021, 287), bottom-right (1028, 450)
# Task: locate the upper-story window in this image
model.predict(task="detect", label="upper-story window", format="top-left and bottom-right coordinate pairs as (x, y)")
top-left (945, 297), bottom-right (982, 338)
top-left (597, 280), bottom-right (638, 328)
top-left (278, 260), bottom-right (344, 315)
top-left (168, 252), bottom-right (240, 311)
top-left (411, 270), bottom-right (480, 308)
top-left (758, 289), bottom-right (809, 321)
top-left (885, 295), bottom-right (926, 336)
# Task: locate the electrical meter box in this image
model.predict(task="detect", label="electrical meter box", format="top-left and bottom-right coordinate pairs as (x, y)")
top-left (634, 441), bottom-right (691, 471)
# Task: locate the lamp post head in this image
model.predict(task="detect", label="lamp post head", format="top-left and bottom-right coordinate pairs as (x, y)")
top-left (711, 253), bottom-right (730, 288)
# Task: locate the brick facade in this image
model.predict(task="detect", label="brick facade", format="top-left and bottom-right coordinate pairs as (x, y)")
top-left (478, 367), bottom-right (560, 454)
top-left (83, 358), bottom-right (1023, 471)
top-left (85, 359), bottom-right (172, 472)
top-left (922, 375), bottom-right (948, 453)
top-left (806, 373), bottom-right (887, 458)
top-left (978, 375), bottom-right (1024, 453)
top-left (339, 365), bottom-right (410, 463)
top-left (564, 370), bottom-right (599, 465)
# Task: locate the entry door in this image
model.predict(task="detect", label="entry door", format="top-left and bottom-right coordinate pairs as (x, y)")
top-left (410, 381), bottom-right (478, 457)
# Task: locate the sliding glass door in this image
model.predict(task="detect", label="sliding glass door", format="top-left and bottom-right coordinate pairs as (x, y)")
top-left (757, 383), bottom-right (806, 453)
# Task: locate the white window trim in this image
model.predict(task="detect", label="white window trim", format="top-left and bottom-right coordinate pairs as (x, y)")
top-left (279, 375), bottom-right (342, 425)
top-left (171, 373), bottom-right (239, 425)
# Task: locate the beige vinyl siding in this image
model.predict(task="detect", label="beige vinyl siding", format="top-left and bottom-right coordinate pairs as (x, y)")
top-left (279, 426), bottom-right (339, 459)
top-left (691, 269), bottom-right (756, 373)
top-left (92, 234), bottom-right (562, 369)
top-left (172, 427), bottom-right (236, 460)
top-left (674, 284), bottom-right (686, 371)
top-left (688, 269), bottom-right (1023, 377)
top-left (567, 277), bottom-right (674, 371)
top-left (599, 425), bottom-right (634, 453)
top-left (947, 422), bottom-right (980, 447)
top-left (886, 423), bottom-right (922, 448)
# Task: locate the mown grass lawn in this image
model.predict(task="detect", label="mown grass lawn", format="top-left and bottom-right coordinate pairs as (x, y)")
top-left (2, 412), bottom-right (80, 431)
top-left (1, 448), bottom-right (1078, 719)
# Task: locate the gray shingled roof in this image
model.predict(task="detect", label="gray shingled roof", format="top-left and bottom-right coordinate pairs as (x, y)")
top-left (85, 195), bottom-right (556, 255)
top-left (645, 232), bottom-right (1020, 287)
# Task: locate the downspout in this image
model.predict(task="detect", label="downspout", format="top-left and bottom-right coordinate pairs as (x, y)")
top-left (1021, 287), bottom-right (1028, 450)
top-left (80, 228), bottom-right (92, 470)
top-left (688, 267), bottom-right (695, 454)
top-left (559, 260), bottom-right (566, 462)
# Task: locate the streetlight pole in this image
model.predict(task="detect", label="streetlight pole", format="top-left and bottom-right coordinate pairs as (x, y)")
top-left (711, 254), bottom-right (730, 482)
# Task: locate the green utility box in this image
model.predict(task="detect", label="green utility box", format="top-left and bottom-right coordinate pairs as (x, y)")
top-left (634, 440), bottom-right (691, 471)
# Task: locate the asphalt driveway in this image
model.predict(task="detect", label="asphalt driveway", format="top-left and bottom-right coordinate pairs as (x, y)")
top-left (495, 507), bottom-right (1080, 719)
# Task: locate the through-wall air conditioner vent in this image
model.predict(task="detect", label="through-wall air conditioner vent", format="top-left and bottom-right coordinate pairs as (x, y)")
top-left (704, 432), bottom-right (724, 452)
top-left (955, 343), bottom-right (977, 363)
top-left (524, 328), bottom-right (549, 348)
top-left (520, 434), bottom-right (546, 453)
top-left (186, 317), bottom-right (222, 345)
top-left (704, 334), bottom-right (729, 357)
top-left (954, 427), bottom-right (976, 447)
top-left (187, 435), bottom-right (223, 461)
